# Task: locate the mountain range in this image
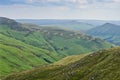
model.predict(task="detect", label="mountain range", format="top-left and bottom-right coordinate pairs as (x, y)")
top-left (87, 23), bottom-right (120, 45)
top-left (0, 17), bottom-right (113, 76)
top-left (17, 19), bottom-right (95, 31)
top-left (17, 19), bottom-right (120, 31)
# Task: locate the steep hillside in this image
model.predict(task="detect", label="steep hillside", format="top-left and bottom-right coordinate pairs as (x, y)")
top-left (0, 18), bottom-right (60, 76)
top-left (22, 24), bottom-right (113, 56)
top-left (3, 47), bottom-right (120, 80)
top-left (53, 54), bottom-right (89, 65)
top-left (87, 23), bottom-right (120, 45)
top-left (0, 17), bottom-right (27, 31)
top-left (0, 33), bottom-right (59, 76)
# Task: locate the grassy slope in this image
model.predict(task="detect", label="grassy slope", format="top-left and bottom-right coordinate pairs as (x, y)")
top-left (0, 25), bottom-right (57, 53)
top-left (3, 47), bottom-right (120, 80)
top-left (0, 33), bottom-right (60, 76)
top-left (53, 53), bottom-right (89, 65)
top-left (0, 24), bottom-right (113, 56)
top-left (36, 26), bottom-right (113, 56)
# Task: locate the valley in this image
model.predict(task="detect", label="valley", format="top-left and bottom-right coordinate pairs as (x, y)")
top-left (0, 0), bottom-right (120, 79)
top-left (0, 17), bottom-right (119, 80)
top-left (0, 0), bottom-right (120, 80)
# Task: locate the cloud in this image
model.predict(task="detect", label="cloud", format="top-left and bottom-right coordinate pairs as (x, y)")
top-left (0, 0), bottom-right (120, 10)
top-left (1, 0), bottom-right (119, 9)
top-left (26, 0), bottom-right (33, 3)
top-left (23, 0), bottom-right (120, 9)
top-left (113, 0), bottom-right (120, 2)
top-left (26, 0), bottom-right (61, 3)
top-left (0, 0), bottom-right (120, 20)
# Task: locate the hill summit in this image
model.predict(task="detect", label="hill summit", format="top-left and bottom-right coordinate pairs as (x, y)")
top-left (0, 17), bottom-right (27, 31)
top-left (87, 23), bottom-right (120, 45)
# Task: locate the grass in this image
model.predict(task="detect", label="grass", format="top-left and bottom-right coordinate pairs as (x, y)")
top-left (53, 53), bottom-right (89, 65)
top-left (0, 33), bottom-right (60, 76)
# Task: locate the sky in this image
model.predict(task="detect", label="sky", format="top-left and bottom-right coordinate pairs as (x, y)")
top-left (0, 0), bottom-right (120, 20)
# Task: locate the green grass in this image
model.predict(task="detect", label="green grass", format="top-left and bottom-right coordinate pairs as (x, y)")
top-left (3, 47), bottom-right (120, 80)
top-left (0, 33), bottom-right (60, 76)
top-left (41, 27), bottom-right (113, 56)
top-left (53, 53), bottom-right (89, 65)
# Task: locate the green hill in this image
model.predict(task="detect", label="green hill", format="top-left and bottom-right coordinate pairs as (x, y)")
top-left (22, 23), bottom-right (113, 56)
top-left (0, 17), bottom-right (113, 76)
top-left (53, 53), bottom-right (89, 65)
top-left (3, 47), bottom-right (120, 80)
top-left (87, 23), bottom-right (120, 45)
top-left (0, 33), bottom-right (60, 76)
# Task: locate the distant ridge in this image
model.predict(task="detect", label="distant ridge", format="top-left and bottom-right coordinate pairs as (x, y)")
top-left (87, 23), bottom-right (120, 45)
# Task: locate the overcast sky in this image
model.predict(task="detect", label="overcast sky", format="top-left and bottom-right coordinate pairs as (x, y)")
top-left (0, 0), bottom-right (120, 20)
